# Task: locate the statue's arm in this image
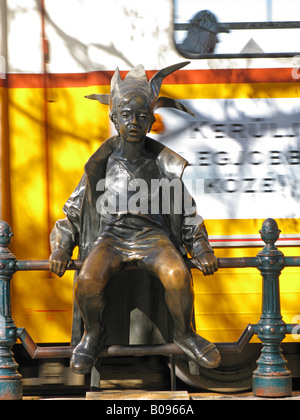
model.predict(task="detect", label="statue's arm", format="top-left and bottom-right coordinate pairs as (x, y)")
top-left (181, 184), bottom-right (218, 276)
top-left (49, 174), bottom-right (86, 277)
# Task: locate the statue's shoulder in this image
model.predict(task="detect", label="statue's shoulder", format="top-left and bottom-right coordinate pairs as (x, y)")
top-left (84, 135), bottom-right (120, 174)
top-left (145, 136), bottom-right (189, 178)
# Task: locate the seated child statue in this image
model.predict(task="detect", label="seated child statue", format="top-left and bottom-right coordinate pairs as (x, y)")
top-left (49, 61), bottom-right (221, 374)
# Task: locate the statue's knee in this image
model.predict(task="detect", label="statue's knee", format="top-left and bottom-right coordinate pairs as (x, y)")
top-left (160, 265), bottom-right (190, 290)
top-left (76, 272), bottom-right (101, 297)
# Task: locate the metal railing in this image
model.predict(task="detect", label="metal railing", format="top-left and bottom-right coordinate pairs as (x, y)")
top-left (0, 218), bottom-right (299, 399)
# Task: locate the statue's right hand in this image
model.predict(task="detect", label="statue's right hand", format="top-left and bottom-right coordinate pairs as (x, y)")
top-left (49, 249), bottom-right (72, 277)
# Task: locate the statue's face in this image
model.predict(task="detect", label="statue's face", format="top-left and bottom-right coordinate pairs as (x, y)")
top-left (115, 94), bottom-right (152, 143)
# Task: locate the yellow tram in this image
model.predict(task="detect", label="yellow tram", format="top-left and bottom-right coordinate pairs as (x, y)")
top-left (1, 0), bottom-right (300, 391)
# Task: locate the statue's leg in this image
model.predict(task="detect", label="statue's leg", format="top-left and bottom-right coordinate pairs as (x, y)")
top-left (140, 240), bottom-right (221, 369)
top-left (70, 243), bottom-right (123, 374)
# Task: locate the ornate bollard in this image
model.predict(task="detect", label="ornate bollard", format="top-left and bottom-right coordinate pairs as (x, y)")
top-left (252, 218), bottom-right (292, 397)
top-left (0, 221), bottom-right (22, 400)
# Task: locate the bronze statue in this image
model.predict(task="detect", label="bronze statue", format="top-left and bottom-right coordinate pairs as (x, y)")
top-left (49, 61), bottom-right (220, 374)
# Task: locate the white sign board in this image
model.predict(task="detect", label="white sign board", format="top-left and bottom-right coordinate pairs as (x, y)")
top-left (154, 98), bottom-right (300, 222)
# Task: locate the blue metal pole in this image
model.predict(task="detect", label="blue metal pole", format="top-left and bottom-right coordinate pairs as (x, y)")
top-left (0, 221), bottom-right (22, 400)
top-left (252, 218), bottom-right (292, 397)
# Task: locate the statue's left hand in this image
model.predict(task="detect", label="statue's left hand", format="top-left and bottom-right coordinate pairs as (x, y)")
top-left (192, 253), bottom-right (218, 276)
top-left (49, 248), bottom-right (72, 278)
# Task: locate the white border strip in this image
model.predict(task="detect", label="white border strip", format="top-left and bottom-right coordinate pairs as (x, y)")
top-left (209, 234), bottom-right (300, 248)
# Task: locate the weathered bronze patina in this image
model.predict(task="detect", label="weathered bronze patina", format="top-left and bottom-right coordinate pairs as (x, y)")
top-left (49, 62), bottom-right (220, 374)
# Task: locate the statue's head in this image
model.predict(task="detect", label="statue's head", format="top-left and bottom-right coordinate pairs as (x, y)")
top-left (85, 61), bottom-right (195, 132)
top-left (108, 65), bottom-right (156, 132)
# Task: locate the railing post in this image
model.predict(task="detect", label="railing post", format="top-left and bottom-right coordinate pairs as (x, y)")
top-left (0, 221), bottom-right (22, 400)
top-left (252, 218), bottom-right (292, 397)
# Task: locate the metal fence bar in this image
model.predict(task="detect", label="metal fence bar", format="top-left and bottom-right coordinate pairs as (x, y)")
top-left (174, 21), bottom-right (300, 31)
top-left (15, 255), bottom-right (300, 273)
top-left (14, 256), bottom-right (261, 272)
top-left (15, 322), bottom-right (255, 361)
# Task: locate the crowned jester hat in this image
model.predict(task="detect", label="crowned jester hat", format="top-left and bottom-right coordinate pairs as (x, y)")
top-left (85, 61), bottom-right (195, 117)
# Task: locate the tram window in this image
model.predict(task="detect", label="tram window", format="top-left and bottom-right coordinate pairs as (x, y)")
top-left (174, 0), bottom-right (300, 58)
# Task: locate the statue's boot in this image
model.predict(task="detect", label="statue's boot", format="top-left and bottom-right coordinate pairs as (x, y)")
top-left (70, 297), bottom-right (107, 374)
top-left (70, 329), bottom-right (107, 374)
top-left (174, 330), bottom-right (221, 369)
